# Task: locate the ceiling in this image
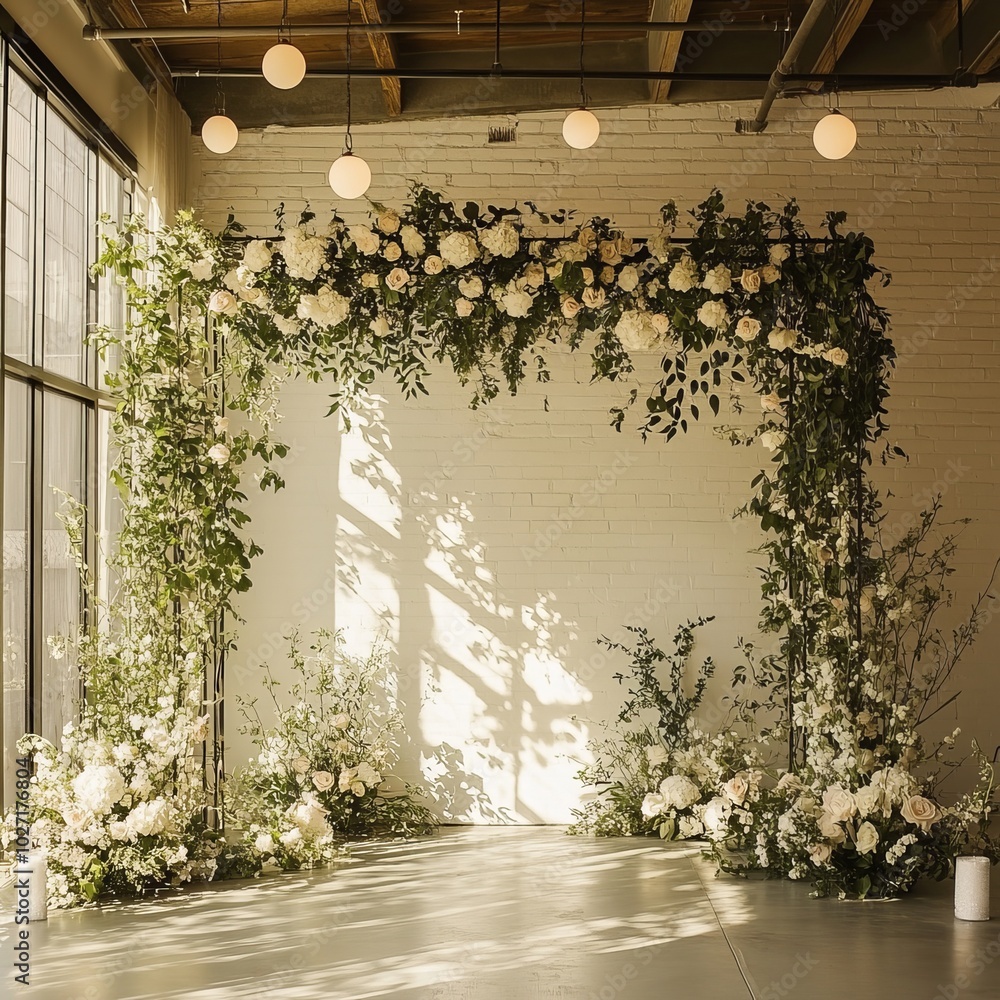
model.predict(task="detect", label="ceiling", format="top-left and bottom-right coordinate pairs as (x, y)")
top-left (82, 0), bottom-right (1000, 130)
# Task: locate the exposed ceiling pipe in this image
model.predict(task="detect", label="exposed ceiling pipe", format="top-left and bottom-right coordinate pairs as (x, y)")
top-left (83, 20), bottom-right (786, 41)
top-left (742, 0), bottom-right (834, 134)
top-left (169, 66), bottom-right (988, 89)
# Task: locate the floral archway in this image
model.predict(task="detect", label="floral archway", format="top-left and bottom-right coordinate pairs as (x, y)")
top-left (7, 187), bottom-right (994, 906)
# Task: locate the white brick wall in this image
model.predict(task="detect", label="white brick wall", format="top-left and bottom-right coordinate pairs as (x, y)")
top-left (192, 90), bottom-right (1000, 822)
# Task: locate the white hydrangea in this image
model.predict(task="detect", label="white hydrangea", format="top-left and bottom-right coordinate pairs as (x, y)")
top-left (668, 254), bottom-right (699, 292)
top-left (296, 287), bottom-right (350, 329)
top-left (500, 285), bottom-right (534, 318)
top-left (71, 764), bottom-right (126, 816)
top-left (124, 798), bottom-right (171, 838)
top-left (242, 240), bottom-right (273, 273)
top-left (647, 228), bottom-right (672, 263)
top-left (617, 265), bottom-right (640, 292)
top-left (458, 276), bottom-right (484, 299)
top-left (439, 231), bottom-right (480, 268)
top-left (659, 774), bottom-right (701, 810)
top-left (702, 264), bottom-right (732, 295)
top-left (281, 227), bottom-right (328, 282)
top-left (697, 299), bottom-right (730, 331)
top-left (614, 309), bottom-right (660, 352)
top-left (284, 792), bottom-right (331, 838)
top-left (480, 221), bottom-right (520, 258)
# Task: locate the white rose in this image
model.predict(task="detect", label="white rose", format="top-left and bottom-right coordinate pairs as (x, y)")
top-left (824, 347), bottom-right (849, 366)
top-left (740, 268), bottom-right (762, 293)
top-left (369, 316), bottom-right (391, 339)
top-left (769, 243), bottom-right (790, 265)
top-left (702, 264), bottom-right (731, 295)
top-left (348, 225), bottom-right (380, 255)
top-left (280, 828), bottom-right (303, 847)
top-left (617, 265), bottom-right (639, 292)
top-left (189, 256), bottom-right (215, 281)
top-left (480, 221), bottom-right (520, 258)
top-left (599, 265), bottom-right (615, 286)
top-left (581, 267), bottom-right (595, 286)
top-left (214, 416), bottom-right (230, 434)
top-left (659, 774), bottom-right (701, 811)
top-left (361, 272), bottom-right (380, 289)
top-left (455, 297), bottom-right (474, 317)
top-left (650, 313), bottom-right (670, 336)
top-left (291, 756), bottom-right (311, 775)
top-left (207, 443), bottom-right (230, 466)
top-left (524, 262), bottom-right (546, 289)
top-left (645, 744), bottom-right (670, 768)
top-left (386, 268), bottom-right (410, 291)
top-left (458, 276), bottom-right (483, 299)
top-left (822, 786), bottom-right (858, 822)
top-left (761, 264), bottom-right (781, 284)
top-left (697, 299), bottom-right (729, 332)
top-left (760, 392), bottom-right (783, 413)
top-left (723, 776), bottom-right (749, 806)
top-left (400, 225), bottom-right (426, 257)
top-left (501, 288), bottom-right (534, 318)
top-left (254, 833), bottom-right (276, 855)
top-left (312, 771), bottom-right (335, 792)
top-left (854, 784), bottom-right (880, 817)
top-left (809, 842), bottom-right (832, 865)
top-left (817, 811), bottom-right (847, 843)
top-left (424, 255), bottom-right (444, 275)
top-left (767, 327), bottom-right (798, 351)
top-left (582, 286), bottom-right (606, 309)
top-left (641, 792), bottom-right (666, 819)
top-left (382, 241), bottom-right (402, 262)
top-left (561, 296), bottom-right (581, 319)
top-left (678, 815), bottom-right (704, 839)
top-left (855, 821), bottom-right (880, 855)
top-left (243, 240), bottom-right (273, 273)
top-left (208, 290), bottom-right (238, 316)
top-left (900, 795), bottom-right (940, 832)
top-left (350, 780), bottom-right (366, 797)
top-left (735, 316), bottom-right (762, 340)
top-left (701, 796), bottom-right (731, 839)
top-left (377, 209), bottom-right (400, 234)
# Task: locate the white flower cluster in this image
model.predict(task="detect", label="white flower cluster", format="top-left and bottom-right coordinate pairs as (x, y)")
top-left (296, 287), bottom-right (350, 329)
top-left (282, 226), bottom-right (329, 282)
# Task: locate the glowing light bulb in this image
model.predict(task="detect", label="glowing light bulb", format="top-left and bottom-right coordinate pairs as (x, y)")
top-left (262, 41), bottom-right (306, 89)
top-left (328, 152), bottom-right (372, 199)
top-left (813, 110), bottom-right (857, 160)
top-left (202, 114), bottom-right (238, 154)
top-left (562, 108), bottom-right (600, 149)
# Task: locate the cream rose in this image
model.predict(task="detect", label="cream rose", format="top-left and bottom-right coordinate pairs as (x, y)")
top-left (386, 267), bottom-right (410, 291)
top-left (400, 225), bottom-right (426, 257)
top-left (723, 775), bottom-right (749, 806)
top-left (599, 265), bottom-right (615, 286)
top-left (761, 264), bottom-right (781, 284)
top-left (423, 255), bottom-right (444, 276)
top-left (524, 262), bottom-right (546, 289)
top-left (382, 241), bottom-right (402, 262)
top-left (311, 770), bottom-right (335, 792)
top-left (740, 268), bottom-right (762, 293)
top-left (561, 296), bottom-right (582, 319)
top-left (599, 240), bottom-right (622, 265)
top-left (291, 756), bottom-right (311, 775)
top-left (458, 276), bottom-right (483, 299)
top-left (617, 265), bottom-right (639, 292)
top-left (824, 347), bottom-right (849, 366)
top-left (855, 821), bottom-right (880, 855)
top-left (768, 327), bottom-right (798, 351)
top-left (208, 290), bottom-right (238, 316)
top-left (207, 443), bottom-right (230, 466)
top-left (377, 209), bottom-right (400, 234)
top-left (769, 243), bottom-right (790, 265)
top-left (582, 286), bottom-right (606, 309)
top-left (361, 272), bottom-right (380, 289)
top-left (455, 297), bottom-right (474, 317)
top-left (901, 795), bottom-right (940, 832)
top-left (809, 842), bottom-right (832, 865)
top-left (817, 811), bottom-right (847, 844)
top-left (822, 786), bottom-right (858, 822)
top-left (735, 316), bottom-right (762, 340)
top-left (650, 313), bottom-right (670, 336)
top-left (760, 392), bottom-right (783, 413)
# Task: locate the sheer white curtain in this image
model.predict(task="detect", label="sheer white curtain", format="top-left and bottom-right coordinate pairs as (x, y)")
top-left (151, 84), bottom-right (192, 228)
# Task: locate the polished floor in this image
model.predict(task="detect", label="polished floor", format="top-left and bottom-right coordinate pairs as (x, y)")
top-left (1, 827), bottom-right (998, 999)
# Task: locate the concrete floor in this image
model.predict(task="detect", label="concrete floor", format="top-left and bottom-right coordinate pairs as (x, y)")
top-left (1, 827), bottom-right (998, 999)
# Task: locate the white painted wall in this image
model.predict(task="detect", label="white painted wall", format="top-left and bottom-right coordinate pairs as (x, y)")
top-left (192, 89), bottom-right (1000, 822)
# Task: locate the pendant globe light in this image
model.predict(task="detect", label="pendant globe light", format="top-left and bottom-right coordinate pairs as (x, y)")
top-left (329, 0), bottom-right (372, 199)
top-left (813, 0), bottom-right (856, 160)
top-left (202, 1), bottom-right (238, 153)
top-left (262, 0), bottom-right (306, 90)
top-left (563, 0), bottom-right (599, 149)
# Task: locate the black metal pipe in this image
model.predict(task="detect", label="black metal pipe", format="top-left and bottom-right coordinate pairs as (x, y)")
top-left (84, 20), bottom-right (788, 41)
top-left (170, 66), bottom-right (989, 87)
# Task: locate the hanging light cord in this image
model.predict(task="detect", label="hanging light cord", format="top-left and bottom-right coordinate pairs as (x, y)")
top-left (345, 0), bottom-right (353, 152)
top-left (578, 0), bottom-right (587, 107)
top-left (216, 0), bottom-right (225, 114)
top-left (281, 0), bottom-right (290, 41)
top-left (832, 0), bottom-right (841, 109)
top-left (492, 0), bottom-right (502, 74)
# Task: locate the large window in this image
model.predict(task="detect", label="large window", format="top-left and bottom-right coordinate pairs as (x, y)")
top-left (0, 47), bottom-right (132, 806)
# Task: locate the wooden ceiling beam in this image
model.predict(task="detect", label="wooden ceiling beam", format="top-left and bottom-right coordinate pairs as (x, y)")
top-left (647, 0), bottom-right (693, 103)
top-left (357, 0), bottom-right (401, 116)
top-left (805, 0), bottom-right (874, 93)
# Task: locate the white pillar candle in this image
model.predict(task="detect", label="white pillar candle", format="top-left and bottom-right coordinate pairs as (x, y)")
top-left (955, 855), bottom-right (990, 921)
top-left (28, 851), bottom-right (47, 922)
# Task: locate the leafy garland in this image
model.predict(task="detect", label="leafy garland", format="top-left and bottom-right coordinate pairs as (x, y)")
top-left (8, 186), bottom-right (902, 905)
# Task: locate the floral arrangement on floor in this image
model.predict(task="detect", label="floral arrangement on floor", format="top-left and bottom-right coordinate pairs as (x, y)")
top-left (233, 631), bottom-right (435, 871)
top-left (569, 618), bottom-right (763, 841)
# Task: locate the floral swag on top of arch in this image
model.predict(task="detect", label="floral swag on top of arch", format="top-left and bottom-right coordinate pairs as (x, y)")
top-left (4, 186), bottom-right (995, 907)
